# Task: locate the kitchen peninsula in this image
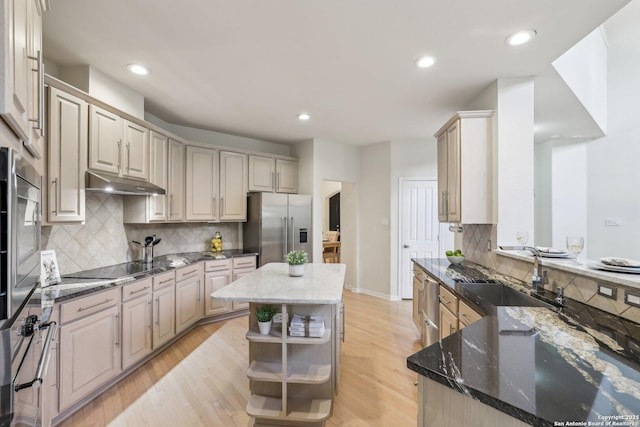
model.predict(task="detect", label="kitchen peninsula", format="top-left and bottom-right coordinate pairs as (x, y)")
top-left (211, 262), bottom-right (345, 426)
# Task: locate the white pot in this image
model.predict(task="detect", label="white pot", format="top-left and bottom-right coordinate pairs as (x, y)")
top-left (289, 264), bottom-right (305, 277)
top-left (258, 320), bottom-right (272, 335)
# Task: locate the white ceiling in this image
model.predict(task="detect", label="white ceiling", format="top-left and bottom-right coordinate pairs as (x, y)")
top-left (42, 0), bottom-right (629, 146)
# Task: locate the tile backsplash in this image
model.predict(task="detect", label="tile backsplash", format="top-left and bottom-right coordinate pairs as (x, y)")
top-left (462, 224), bottom-right (640, 323)
top-left (42, 193), bottom-right (241, 275)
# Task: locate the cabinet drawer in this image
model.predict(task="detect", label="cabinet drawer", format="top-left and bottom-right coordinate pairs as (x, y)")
top-left (438, 286), bottom-right (458, 316)
top-left (175, 263), bottom-right (203, 282)
top-left (153, 271), bottom-right (175, 291)
top-left (61, 288), bottom-right (120, 324)
top-left (412, 264), bottom-right (426, 280)
top-left (459, 300), bottom-right (482, 326)
top-left (232, 256), bottom-right (256, 270)
top-left (204, 258), bottom-right (232, 272)
top-left (122, 277), bottom-right (152, 302)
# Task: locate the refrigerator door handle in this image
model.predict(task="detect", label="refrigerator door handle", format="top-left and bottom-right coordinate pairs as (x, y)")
top-left (290, 217), bottom-right (295, 251)
top-left (283, 216), bottom-right (288, 258)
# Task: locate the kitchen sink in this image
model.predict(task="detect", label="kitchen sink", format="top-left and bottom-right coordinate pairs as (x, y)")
top-left (460, 283), bottom-right (553, 308)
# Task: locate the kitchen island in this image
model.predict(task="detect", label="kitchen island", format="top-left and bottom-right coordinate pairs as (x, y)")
top-left (408, 259), bottom-right (640, 427)
top-left (212, 262), bottom-right (345, 427)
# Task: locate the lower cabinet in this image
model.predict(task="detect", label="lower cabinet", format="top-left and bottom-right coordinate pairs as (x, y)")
top-left (152, 270), bottom-right (176, 349)
top-left (204, 259), bottom-right (233, 316)
top-left (438, 286), bottom-right (483, 340)
top-left (121, 279), bottom-right (153, 370)
top-left (439, 303), bottom-right (458, 340)
top-left (175, 264), bottom-right (204, 334)
top-left (231, 256), bottom-right (257, 311)
top-left (59, 289), bottom-right (121, 411)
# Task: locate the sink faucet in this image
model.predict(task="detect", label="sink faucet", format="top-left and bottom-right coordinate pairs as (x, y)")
top-left (556, 286), bottom-right (565, 305)
top-left (525, 246), bottom-right (544, 293)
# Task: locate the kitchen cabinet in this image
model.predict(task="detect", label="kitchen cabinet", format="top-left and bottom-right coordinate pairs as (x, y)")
top-left (275, 159), bottom-right (298, 194)
top-left (175, 264), bottom-right (204, 334)
top-left (248, 155), bottom-right (299, 194)
top-left (58, 288), bottom-right (121, 411)
top-left (204, 259), bottom-right (233, 316)
top-left (153, 271), bottom-right (176, 349)
top-left (121, 278), bottom-right (153, 369)
top-left (167, 138), bottom-right (185, 221)
top-left (1, 0), bottom-right (46, 159)
top-left (458, 300), bottom-right (482, 328)
top-left (88, 105), bottom-right (149, 180)
top-left (435, 110), bottom-right (494, 224)
top-left (438, 286), bottom-right (458, 340)
top-left (219, 150), bottom-right (247, 221)
top-left (148, 130), bottom-right (168, 221)
top-left (46, 86), bottom-right (87, 223)
top-left (231, 256), bottom-right (256, 311)
top-left (412, 275), bottom-right (424, 332)
top-left (185, 146), bottom-right (218, 221)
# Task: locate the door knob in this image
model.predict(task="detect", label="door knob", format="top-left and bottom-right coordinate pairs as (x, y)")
top-left (403, 244), bottom-right (410, 248)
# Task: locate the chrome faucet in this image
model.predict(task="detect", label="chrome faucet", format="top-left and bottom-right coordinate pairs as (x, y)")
top-left (525, 246), bottom-right (544, 293)
top-left (556, 286), bottom-right (565, 305)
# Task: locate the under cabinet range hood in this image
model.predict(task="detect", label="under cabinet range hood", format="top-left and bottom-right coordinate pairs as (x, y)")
top-left (85, 171), bottom-right (166, 196)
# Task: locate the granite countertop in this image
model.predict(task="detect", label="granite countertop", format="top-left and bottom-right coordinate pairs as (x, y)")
top-left (37, 250), bottom-right (257, 305)
top-left (408, 258), bottom-right (640, 426)
top-left (212, 262), bottom-right (345, 304)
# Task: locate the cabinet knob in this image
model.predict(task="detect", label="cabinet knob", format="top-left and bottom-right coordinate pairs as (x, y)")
top-left (403, 244), bottom-right (410, 248)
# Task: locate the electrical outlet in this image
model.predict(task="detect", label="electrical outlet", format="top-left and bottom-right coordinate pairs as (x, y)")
top-left (272, 313), bottom-right (283, 324)
top-left (597, 283), bottom-right (617, 300)
top-left (625, 291), bottom-right (640, 308)
top-left (605, 218), bottom-right (621, 227)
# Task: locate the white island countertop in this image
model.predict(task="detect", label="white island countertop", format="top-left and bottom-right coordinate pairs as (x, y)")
top-left (211, 262), bottom-right (346, 304)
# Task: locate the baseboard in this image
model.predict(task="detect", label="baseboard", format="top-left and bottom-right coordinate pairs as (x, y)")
top-left (348, 287), bottom-right (400, 301)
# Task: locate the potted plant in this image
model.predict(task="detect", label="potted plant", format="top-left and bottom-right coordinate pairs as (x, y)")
top-left (286, 250), bottom-right (308, 277)
top-left (255, 305), bottom-right (278, 335)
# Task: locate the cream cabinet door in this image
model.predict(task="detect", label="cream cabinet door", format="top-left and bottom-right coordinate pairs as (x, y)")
top-left (152, 285), bottom-right (176, 349)
top-left (186, 146), bottom-right (218, 221)
top-left (175, 275), bottom-right (204, 334)
top-left (275, 159), bottom-right (298, 193)
top-left (0, 0), bottom-right (30, 141)
top-left (436, 133), bottom-right (448, 222)
top-left (248, 155), bottom-right (275, 192)
top-left (89, 105), bottom-right (122, 175)
top-left (123, 120), bottom-right (149, 180)
top-left (204, 271), bottom-right (232, 316)
top-left (149, 131), bottom-right (168, 221)
top-left (47, 87), bottom-right (87, 223)
top-left (167, 139), bottom-right (185, 221)
top-left (445, 121), bottom-right (461, 223)
top-left (121, 294), bottom-right (153, 369)
top-left (219, 151), bottom-right (247, 221)
top-left (59, 305), bottom-right (121, 411)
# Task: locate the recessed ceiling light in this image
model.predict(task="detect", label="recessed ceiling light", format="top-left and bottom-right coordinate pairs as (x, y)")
top-left (127, 63), bottom-right (150, 75)
top-left (506, 30), bottom-right (537, 46)
top-left (415, 56), bottom-right (436, 68)
top-left (297, 112), bottom-right (311, 121)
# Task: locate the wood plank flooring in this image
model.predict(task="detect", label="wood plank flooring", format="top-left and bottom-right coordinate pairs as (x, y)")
top-left (58, 291), bottom-right (421, 427)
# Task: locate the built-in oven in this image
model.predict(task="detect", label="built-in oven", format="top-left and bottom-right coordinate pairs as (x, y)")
top-left (1, 288), bottom-right (56, 426)
top-left (0, 147), bottom-right (42, 327)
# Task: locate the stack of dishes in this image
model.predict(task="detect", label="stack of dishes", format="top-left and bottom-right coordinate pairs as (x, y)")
top-left (589, 257), bottom-right (640, 274)
top-left (530, 247), bottom-right (573, 259)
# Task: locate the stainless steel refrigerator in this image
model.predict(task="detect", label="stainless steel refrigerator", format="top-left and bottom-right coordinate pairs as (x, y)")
top-left (243, 193), bottom-right (312, 267)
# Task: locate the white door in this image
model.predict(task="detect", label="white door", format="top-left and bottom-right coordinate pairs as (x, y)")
top-left (399, 179), bottom-right (443, 299)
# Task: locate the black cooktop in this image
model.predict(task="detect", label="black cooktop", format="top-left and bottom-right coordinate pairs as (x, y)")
top-left (62, 260), bottom-right (174, 280)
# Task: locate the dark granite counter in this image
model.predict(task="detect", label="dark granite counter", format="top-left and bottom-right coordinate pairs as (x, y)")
top-left (408, 258), bottom-right (640, 426)
top-left (36, 250), bottom-right (257, 305)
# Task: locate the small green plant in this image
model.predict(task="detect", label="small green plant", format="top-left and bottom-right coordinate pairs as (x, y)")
top-left (255, 305), bottom-right (278, 322)
top-left (286, 250), bottom-right (308, 265)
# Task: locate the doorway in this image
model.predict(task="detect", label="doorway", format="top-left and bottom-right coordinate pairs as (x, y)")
top-left (329, 193), bottom-right (340, 232)
top-left (398, 179), bottom-right (454, 299)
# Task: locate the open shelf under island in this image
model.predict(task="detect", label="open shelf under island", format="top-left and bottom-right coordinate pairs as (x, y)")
top-left (211, 262), bottom-right (346, 427)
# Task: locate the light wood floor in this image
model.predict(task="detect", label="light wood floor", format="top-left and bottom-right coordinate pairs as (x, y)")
top-left (58, 290), bottom-right (421, 427)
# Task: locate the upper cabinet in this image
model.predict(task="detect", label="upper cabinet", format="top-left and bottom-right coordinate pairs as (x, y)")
top-left (46, 86), bottom-right (87, 223)
top-left (435, 110), bottom-right (495, 224)
top-left (219, 151), bottom-right (247, 221)
top-left (148, 131), bottom-right (168, 221)
top-left (167, 138), bottom-right (185, 221)
top-left (186, 146), bottom-right (218, 221)
top-left (89, 105), bottom-right (149, 181)
top-left (1, 0), bottom-right (47, 159)
top-left (248, 155), bottom-right (298, 194)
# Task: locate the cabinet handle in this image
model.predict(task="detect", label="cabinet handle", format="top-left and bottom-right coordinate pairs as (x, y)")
top-left (276, 172), bottom-right (280, 190)
top-left (444, 191), bottom-right (449, 217)
top-left (450, 324), bottom-right (455, 335)
top-left (28, 50), bottom-right (44, 136)
top-left (155, 297), bottom-right (160, 325)
top-left (158, 278), bottom-right (173, 285)
top-left (221, 197), bottom-right (224, 216)
top-left (168, 194), bottom-right (173, 219)
top-left (271, 172), bottom-right (275, 189)
top-left (51, 178), bottom-right (58, 214)
top-left (440, 297), bottom-right (451, 305)
top-left (197, 280), bottom-right (201, 301)
top-left (117, 140), bottom-right (122, 172)
top-left (460, 313), bottom-right (468, 321)
top-left (77, 298), bottom-right (113, 312)
top-left (129, 286), bottom-right (150, 295)
top-left (115, 313), bottom-right (120, 347)
top-left (182, 268), bottom-right (199, 277)
top-left (127, 142), bottom-right (131, 173)
top-left (341, 304), bottom-right (345, 342)
top-left (148, 301), bottom-right (152, 329)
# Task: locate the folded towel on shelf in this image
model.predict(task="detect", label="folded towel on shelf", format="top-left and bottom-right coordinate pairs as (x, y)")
top-left (600, 257), bottom-right (640, 268)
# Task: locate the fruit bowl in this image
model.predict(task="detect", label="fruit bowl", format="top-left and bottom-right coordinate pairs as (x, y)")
top-left (446, 255), bottom-right (465, 265)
